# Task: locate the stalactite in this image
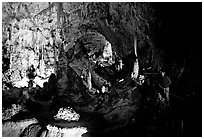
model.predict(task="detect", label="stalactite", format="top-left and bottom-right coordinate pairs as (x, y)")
top-left (131, 35), bottom-right (139, 79)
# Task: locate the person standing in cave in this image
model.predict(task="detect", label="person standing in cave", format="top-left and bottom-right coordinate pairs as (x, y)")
top-left (158, 71), bottom-right (171, 104)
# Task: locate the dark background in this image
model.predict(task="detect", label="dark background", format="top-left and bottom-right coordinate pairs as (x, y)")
top-left (153, 2), bottom-right (201, 65)
top-left (153, 2), bottom-right (202, 136)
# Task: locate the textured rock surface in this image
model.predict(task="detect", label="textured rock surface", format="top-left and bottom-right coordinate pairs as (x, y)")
top-left (20, 123), bottom-right (44, 137)
top-left (2, 118), bottom-right (38, 137)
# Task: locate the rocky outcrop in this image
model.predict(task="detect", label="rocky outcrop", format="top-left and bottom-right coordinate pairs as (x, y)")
top-left (20, 123), bottom-right (44, 137)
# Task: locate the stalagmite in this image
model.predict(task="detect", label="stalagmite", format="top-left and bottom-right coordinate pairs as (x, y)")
top-left (101, 86), bottom-right (106, 93)
top-left (119, 59), bottom-right (123, 70)
top-left (87, 70), bottom-right (92, 90)
top-left (131, 36), bottom-right (139, 80)
top-left (39, 44), bottom-right (45, 78)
